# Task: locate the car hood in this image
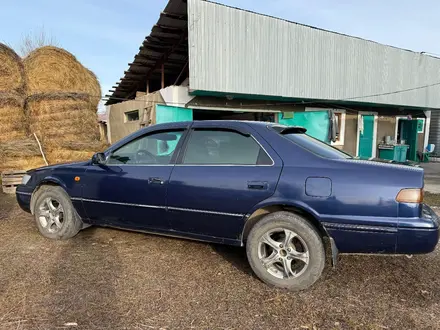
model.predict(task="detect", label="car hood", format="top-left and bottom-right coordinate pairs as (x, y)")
top-left (28, 160), bottom-right (90, 173)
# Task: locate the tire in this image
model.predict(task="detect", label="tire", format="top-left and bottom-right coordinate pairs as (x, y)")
top-left (33, 185), bottom-right (83, 240)
top-left (246, 211), bottom-right (325, 291)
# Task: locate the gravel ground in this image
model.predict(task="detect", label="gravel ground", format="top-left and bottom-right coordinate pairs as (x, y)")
top-left (1, 193), bottom-right (440, 330)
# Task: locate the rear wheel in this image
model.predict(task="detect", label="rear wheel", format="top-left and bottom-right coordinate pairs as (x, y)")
top-left (33, 186), bottom-right (82, 240)
top-left (246, 211), bottom-right (325, 291)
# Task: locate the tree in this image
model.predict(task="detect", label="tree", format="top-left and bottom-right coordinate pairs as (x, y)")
top-left (19, 27), bottom-right (59, 57)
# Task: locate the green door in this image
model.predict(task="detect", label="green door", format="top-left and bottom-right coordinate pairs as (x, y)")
top-left (358, 115), bottom-right (374, 158)
top-left (400, 120), bottom-right (418, 161)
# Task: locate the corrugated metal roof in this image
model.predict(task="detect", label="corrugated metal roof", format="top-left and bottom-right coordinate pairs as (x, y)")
top-left (105, 0), bottom-right (188, 105)
top-left (108, 0), bottom-right (440, 109)
top-left (188, 0), bottom-right (440, 109)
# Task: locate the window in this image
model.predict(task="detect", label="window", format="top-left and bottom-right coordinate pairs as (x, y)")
top-left (107, 130), bottom-right (183, 165)
top-left (125, 110), bottom-right (139, 122)
top-left (276, 128), bottom-right (352, 159)
top-left (183, 130), bottom-right (272, 165)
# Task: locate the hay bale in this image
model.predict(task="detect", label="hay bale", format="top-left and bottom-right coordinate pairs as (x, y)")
top-left (0, 43), bottom-right (25, 93)
top-left (0, 138), bottom-right (40, 157)
top-left (27, 92), bottom-right (102, 164)
top-left (0, 138), bottom-right (46, 172)
top-left (27, 92), bottom-right (100, 144)
top-left (0, 92), bottom-right (26, 142)
top-left (24, 46), bottom-right (101, 107)
top-left (0, 156), bottom-right (46, 172)
top-left (45, 149), bottom-right (96, 164)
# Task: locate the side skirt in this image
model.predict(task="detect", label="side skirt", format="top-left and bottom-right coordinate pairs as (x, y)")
top-left (84, 223), bottom-right (243, 247)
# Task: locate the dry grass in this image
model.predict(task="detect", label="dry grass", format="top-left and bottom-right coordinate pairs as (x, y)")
top-left (1, 193), bottom-right (440, 329)
top-left (24, 46), bottom-right (101, 107)
top-left (424, 192), bottom-right (440, 207)
top-left (0, 43), bottom-right (25, 93)
top-left (0, 92), bottom-right (26, 142)
top-left (0, 138), bottom-right (46, 172)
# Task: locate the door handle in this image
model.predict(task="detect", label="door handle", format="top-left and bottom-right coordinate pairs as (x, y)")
top-left (148, 177), bottom-right (164, 185)
top-left (247, 181), bottom-right (268, 190)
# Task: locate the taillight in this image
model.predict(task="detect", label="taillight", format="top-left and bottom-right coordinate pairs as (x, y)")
top-left (396, 188), bottom-right (424, 203)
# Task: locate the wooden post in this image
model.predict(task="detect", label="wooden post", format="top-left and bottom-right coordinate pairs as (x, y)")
top-left (161, 63), bottom-right (165, 89)
top-left (146, 80), bottom-right (150, 94)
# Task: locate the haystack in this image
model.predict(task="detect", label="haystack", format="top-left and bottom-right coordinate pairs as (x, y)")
top-left (24, 46), bottom-right (101, 107)
top-left (27, 92), bottom-right (102, 164)
top-left (0, 138), bottom-right (46, 172)
top-left (0, 92), bottom-right (26, 142)
top-left (0, 43), bottom-right (25, 93)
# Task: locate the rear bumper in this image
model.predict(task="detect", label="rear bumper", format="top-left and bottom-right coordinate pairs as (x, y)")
top-left (396, 204), bottom-right (439, 254)
top-left (15, 185), bottom-right (33, 213)
top-left (322, 204), bottom-right (439, 254)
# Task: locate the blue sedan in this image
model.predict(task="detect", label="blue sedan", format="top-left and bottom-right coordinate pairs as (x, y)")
top-left (16, 120), bottom-right (439, 290)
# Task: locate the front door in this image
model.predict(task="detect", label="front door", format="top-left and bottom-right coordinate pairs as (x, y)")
top-left (358, 114), bottom-right (374, 158)
top-left (82, 128), bottom-right (186, 230)
top-left (166, 122), bottom-right (283, 240)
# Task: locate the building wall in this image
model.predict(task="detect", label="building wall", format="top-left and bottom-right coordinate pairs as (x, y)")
top-left (188, 0), bottom-right (440, 108)
top-left (377, 116), bottom-right (396, 144)
top-left (342, 114), bottom-right (427, 157)
top-left (108, 91), bottom-right (164, 143)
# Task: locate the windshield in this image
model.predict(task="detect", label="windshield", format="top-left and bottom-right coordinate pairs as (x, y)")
top-left (283, 133), bottom-right (353, 159)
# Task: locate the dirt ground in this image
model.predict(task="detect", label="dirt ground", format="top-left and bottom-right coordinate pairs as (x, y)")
top-left (1, 193), bottom-right (440, 330)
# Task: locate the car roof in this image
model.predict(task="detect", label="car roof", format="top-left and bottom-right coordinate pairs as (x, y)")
top-left (149, 120), bottom-right (276, 129)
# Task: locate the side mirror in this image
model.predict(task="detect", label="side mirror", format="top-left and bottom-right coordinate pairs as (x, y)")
top-left (91, 152), bottom-right (106, 165)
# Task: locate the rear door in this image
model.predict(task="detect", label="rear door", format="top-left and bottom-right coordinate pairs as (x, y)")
top-left (166, 122), bottom-right (283, 240)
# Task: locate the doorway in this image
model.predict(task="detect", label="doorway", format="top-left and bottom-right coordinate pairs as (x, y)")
top-left (397, 119), bottom-right (419, 161)
top-left (356, 112), bottom-right (378, 158)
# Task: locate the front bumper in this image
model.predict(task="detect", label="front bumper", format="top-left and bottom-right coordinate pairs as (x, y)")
top-left (15, 185), bottom-right (33, 213)
top-left (396, 204), bottom-right (439, 254)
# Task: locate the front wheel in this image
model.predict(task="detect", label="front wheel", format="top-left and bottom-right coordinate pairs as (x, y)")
top-left (246, 211), bottom-right (325, 291)
top-left (33, 185), bottom-right (83, 240)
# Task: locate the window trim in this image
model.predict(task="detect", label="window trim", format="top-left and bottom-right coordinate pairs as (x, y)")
top-left (105, 128), bottom-right (187, 166)
top-left (124, 110), bottom-right (140, 123)
top-left (177, 128), bottom-right (274, 167)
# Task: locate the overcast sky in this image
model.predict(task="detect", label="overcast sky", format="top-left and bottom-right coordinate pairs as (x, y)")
top-left (1, 0), bottom-right (439, 110)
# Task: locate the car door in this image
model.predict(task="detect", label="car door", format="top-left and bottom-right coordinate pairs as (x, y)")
top-left (81, 126), bottom-right (188, 231)
top-left (166, 122), bottom-right (283, 240)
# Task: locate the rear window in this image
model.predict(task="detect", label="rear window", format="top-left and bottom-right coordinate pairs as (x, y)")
top-left (271, 125), bottom-right (352, 159)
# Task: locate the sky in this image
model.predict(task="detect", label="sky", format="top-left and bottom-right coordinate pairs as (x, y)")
top-left (1, 0), bottom-right (440, 112)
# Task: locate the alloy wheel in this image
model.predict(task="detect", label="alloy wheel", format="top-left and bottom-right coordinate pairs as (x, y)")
top-left (38, 197), bottom-right (65, 233)
top-left (257, 228), bottom-right (310, 279)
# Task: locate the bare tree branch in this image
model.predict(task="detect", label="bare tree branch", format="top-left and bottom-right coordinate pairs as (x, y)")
top-left (19, 27), bottom-right (59, 57)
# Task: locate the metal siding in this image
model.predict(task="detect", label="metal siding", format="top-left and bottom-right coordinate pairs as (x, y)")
top-left (188, 0), bottom-right (440, 108)
top-left (429, 111), bottom-right (440, 147)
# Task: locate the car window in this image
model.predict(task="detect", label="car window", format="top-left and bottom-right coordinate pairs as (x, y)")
top-left (107, 130), bottom-right (184, 165)
top-left (283, 133), bottom-right (352, 159)
top-left (183, 129), bottom-right (272, 165)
